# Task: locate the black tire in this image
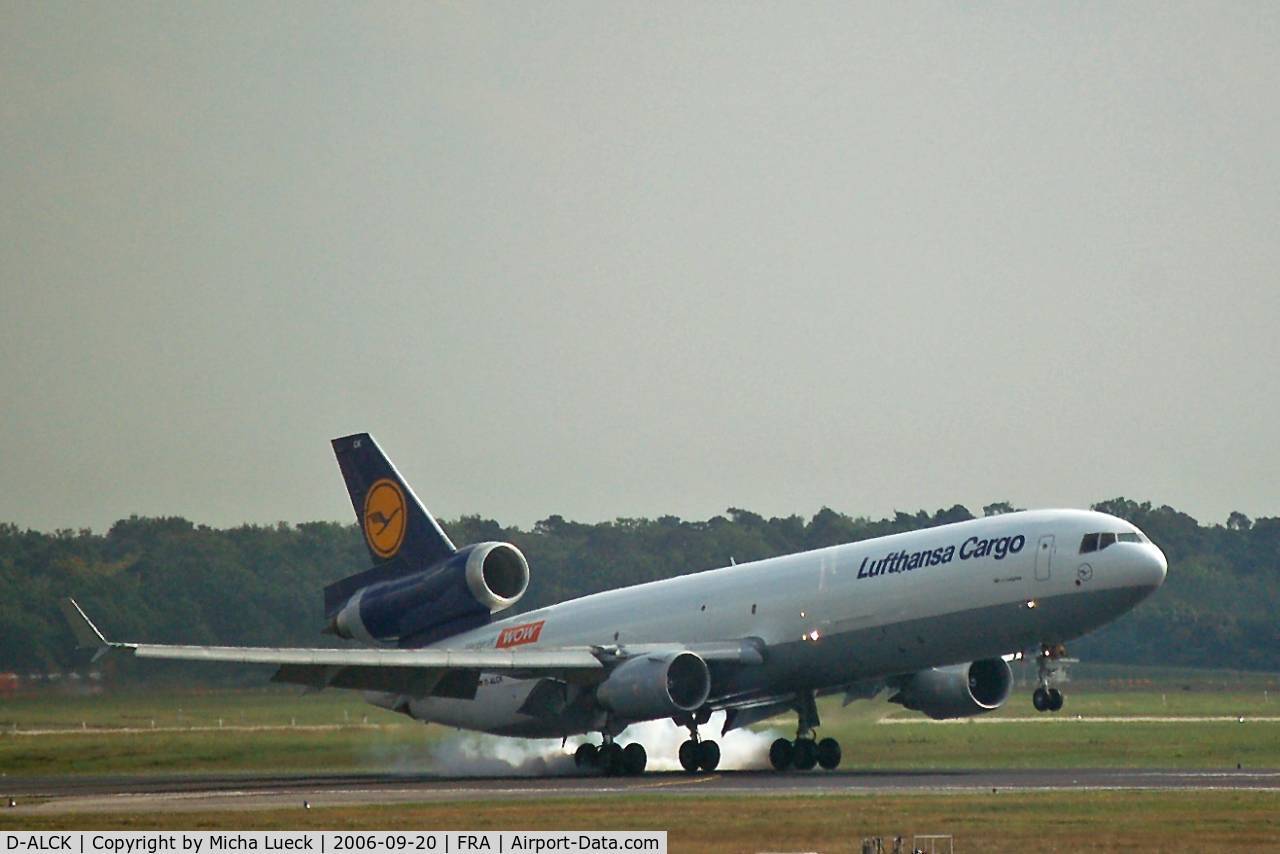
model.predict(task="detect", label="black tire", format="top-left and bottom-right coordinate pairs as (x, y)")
top-left (1032, 687), bottom-right (1050, 712)
top-left (698, 739), bottom-right (721, 771)
top-left (678, 739), bottom-right (700, 772)
top-left (816, 737), bottom-right (841, 770)
top-left (1048, 688), bottom-right (1064, 712)
top-left (601, 742), bottom-right (625, 775)
top-left (622, 743), bottom-right (647, 775)
top-left (769, 738), bottom-right (793, 771)
top-left (793, 738), bottom-right (817, 771)
top-left (574, 743), bottom-right (597, 769)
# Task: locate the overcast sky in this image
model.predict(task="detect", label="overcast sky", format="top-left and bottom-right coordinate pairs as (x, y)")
top-left (3, 4), bottom-right (1277, 534)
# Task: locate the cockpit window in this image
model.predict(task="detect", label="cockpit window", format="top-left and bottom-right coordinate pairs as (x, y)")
top-left (1081, 531), bottom-right (1140, 553)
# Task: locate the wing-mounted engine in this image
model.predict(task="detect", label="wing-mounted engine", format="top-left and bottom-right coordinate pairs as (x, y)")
top-left (329, 542), bottom-right (530, 646)
top-left (596, 651), bottom-right (712, 722)
top-left (889, 657), bottom-right (1012, 720)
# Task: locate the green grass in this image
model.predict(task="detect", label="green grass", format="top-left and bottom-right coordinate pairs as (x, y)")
top-left (0, 687), bottom-right (434, 775)
top-left (2, 792), bottom-right (1278, 852)
top-left (821, 717), bottom-right (1279, 768)
top-left (0, 686), bottom-right (396, 730)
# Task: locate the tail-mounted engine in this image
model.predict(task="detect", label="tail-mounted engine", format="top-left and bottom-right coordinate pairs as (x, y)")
top-left (330, 542), bottom-right (530, 645)
top-left (596, 651), bottom-right (712, 722)
top-left (889, 657), bottom-right (1012, 720)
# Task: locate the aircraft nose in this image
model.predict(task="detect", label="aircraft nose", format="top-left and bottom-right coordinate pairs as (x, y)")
top-left (1141, 543), bottom-right (1168, 591)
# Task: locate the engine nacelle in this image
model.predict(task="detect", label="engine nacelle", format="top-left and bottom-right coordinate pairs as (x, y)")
top-left (461, 542), bottom-right (530, 612)
top-left (596, 651), bottom-right (712, 722)
top-left (890, 657), bottom-right (1012, 720)
top-left (332, 542), bottom-right (530, 644)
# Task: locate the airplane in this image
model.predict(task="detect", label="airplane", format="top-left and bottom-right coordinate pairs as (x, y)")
top-left (63, 432), bottom-right (1168, 775)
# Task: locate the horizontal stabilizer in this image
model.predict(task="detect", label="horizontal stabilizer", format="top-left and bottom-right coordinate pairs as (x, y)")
top-left (323, 559), bottom-right (409, 619)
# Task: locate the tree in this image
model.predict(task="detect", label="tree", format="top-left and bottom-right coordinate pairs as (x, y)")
top-left (1227, 511), bottom-right (1252, 532)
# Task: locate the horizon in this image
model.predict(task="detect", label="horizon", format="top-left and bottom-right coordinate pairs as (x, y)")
top-left (3, 494), bottom-right (1260, 538)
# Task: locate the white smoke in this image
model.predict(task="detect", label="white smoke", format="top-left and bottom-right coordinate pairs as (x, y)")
top-left (426, 731), bottom-right (579, 777)
top-left (427, 711), bottom-right (782, 776)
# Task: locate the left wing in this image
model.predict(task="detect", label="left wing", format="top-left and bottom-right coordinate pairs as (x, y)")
top-left (60, 599), bottom-right (604, 696)
top-left (61, 599), bottom-right (767, 700)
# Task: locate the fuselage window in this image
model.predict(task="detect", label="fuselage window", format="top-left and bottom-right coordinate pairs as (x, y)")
top-left (1099, 532), bottom-right (1117, 550)
top-left (1080, 533), bottom-right (1099, 553)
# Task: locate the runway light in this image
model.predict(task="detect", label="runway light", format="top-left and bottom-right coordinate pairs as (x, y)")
top-left (808, 629), bottom-right (821, 642)
top-left (1025, 600), bottom-right (1037, 609)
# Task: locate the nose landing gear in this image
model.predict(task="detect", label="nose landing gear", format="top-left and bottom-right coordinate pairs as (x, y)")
top-left (1032, 643), bottom-right (1071, 713)
top-left (1033, 686), bottom-right (1064, 712)
top-left (768, 690), bottom-right (842, 771)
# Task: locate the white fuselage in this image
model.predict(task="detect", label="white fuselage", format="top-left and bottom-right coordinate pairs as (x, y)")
top-left (371, 509), bottom-right (1166, 737)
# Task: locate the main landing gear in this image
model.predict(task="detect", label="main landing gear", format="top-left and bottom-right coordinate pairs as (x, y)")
top-left (675, 707), bottom-right (720, 772)
top-left (769, 690), bottom-right (842, 772)
top-left (1032, 643), bottom-right (1068, 713)
top-left (573, 734), bottom-right (647, 775)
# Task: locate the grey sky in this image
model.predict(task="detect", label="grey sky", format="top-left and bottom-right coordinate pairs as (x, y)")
top-left (3, 4), bottom-right (1278, 534)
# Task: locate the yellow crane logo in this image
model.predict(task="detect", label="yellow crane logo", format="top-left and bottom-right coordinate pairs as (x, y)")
top-left (363, 478), bottom-right (406, 559)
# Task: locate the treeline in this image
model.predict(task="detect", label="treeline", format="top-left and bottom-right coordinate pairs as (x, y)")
top-left (0, 499), bottom-right (1277, 679)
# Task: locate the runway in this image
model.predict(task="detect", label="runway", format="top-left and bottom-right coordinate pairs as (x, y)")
top-left (5, 768), bottom-right (1279, 814)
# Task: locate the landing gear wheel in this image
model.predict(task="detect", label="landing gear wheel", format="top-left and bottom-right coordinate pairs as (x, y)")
top-left (697, 739), bottom-right (720, 771)
top-left (574, 743), bottom-right (598, 768)
top-left (622, 743), bottom-right (647, 775)
top-left (769, 738), bottom-right (793, 771)
top-left (600, 742), bottom-right (625, 775)
top-left (1032, 686), bottom-right (1050, 712)
top-left (1047, 687), bottom-right (1064, 712)
top-left (792, 738), bottom-right (817, 771)
top-left (678, 739), bottom-right (700, 772)
top-left (816, 737), bottom-right (841, 770)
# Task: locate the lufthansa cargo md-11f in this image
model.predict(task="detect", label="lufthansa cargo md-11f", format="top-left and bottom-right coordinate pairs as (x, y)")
top-left (63, 434), bottom-right (1167, 774)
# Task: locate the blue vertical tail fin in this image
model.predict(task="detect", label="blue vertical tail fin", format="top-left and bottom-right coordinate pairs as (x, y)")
top-left (330, 433), bottom-right (456, 570)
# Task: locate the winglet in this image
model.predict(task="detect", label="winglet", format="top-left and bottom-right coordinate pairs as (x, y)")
top-left (60, 598), bottom-right (113, 661)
